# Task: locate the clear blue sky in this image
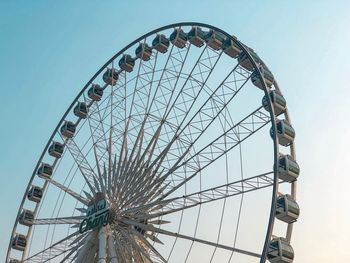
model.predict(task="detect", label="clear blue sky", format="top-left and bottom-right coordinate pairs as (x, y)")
top-left (1, 0), bottom-right (350, 262)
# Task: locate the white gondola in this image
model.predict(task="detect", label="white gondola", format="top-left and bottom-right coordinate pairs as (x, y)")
top-left (103, 68), bottom-right (118, 85)
top-left (27, 185), bottom-right (43, 203)
top-left (251, 68), bottom-right (274, 89)
top-left (187, 26), bottom-right (206, 47)
top-left (37, 163), bottom-right (53, 179)
top-left (222, 37), bottom-right (242, 58)
top-left (238, 46), bottom-right (261, 71)
top-left (278, 154), bottom-right (300, 182)
top-left (9, 259), bottom-right (21, 263)
top-left (135, 43), bottom-right (152, 61)
top-left (11, 234), bottom-right (27, 251)
top-left (152, 34), bottom-right (170, 53)
top-left (170, 28), bottom-right (187, 48)
top-left (74, 102), bottom-right (88, 119)
top-left (48, 141), bottom-right (64, 158)
top-left (267, 237), bottom-right (294, 263)
top-left (19, 209), bottom-right (35, 226)
top-left (205, 30), bottom-right (225, 50)
top-left (88, 84), bottom-right (103, 101)
top-left (60, 121), bottom-right (76, 138)
top-left (270, 119), bottom-right (295, 146)
top-left (276, 194), bottom-right (300, 223)
top-left (119, 55), bottom-right (135, 72)
top-left (262, 90), bottom-right (287, 116)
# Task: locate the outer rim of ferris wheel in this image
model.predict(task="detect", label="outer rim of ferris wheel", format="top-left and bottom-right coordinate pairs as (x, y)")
top-left (6, 22), bottom-right (299, 263)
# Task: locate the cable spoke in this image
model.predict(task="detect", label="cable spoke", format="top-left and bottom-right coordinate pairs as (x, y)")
top-left (121, 219), bottom-right (261, 259)
top-left (161, 107), bottom-right (270, 197)
top-left (133, 62), bottom-right (251, 198)
top-left (161, 65), bottom-right (250, 178)
top-left (23, 231), bottom-right (84, 262)
top-left (115, 46), bottom-right (221, 198)
top-left (84, 89), bottom-right (112, 179)
top-left (114, 49), bottom-right (234, 209)
top-left (64, 137), bottom-right (98, 194)
top-left (126, 171), bottom-right (274, 218)
top-left (146, 47), bottom-right (223, 174)
top-left (155, 227), bottom-right (261, 259)
top-left (130, 229), bottom-right (166, 263)
top-left (113, 50), bottom-right (160, 197)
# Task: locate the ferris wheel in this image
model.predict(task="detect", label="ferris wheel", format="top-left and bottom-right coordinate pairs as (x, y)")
top-left (6, 22), bottom-right (300, 263)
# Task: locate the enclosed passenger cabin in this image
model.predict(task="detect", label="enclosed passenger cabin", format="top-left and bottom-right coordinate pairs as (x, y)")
top-left (276, 194), bottom-right (300, 223)
top-left (37, 163), bottom-right (53, 179)
top-left (238, 47), bottom-right (261, 71)
top-left (267, 237), bottom-right (294, 263)
top-left (60, 121), bottom-right (76, 138)
top-left (270, 119), bottom-right (295, 146)
top-left (27, 186), bottom-right (43, 203)
top-left (170, 28), bottom-right (188, 49)
top-left (152, 34), bottom-right (170, 53)
top-left (262, 90), bottom-right (287, 116)
top-left (135, 43), bottom-right (152, 61)
top-left (251, 68), bottom-right (274, 89)
top-left (19, 209), bottom-right (35, 226)
top-left (187, 26), bottom-right (206, 47)
top-left (103, 68), bottom-right (118, 86)
top-left (11, 234), bottom-right (27, 251)
top-left (119, 55), bottom-right (135, 72)
top-left (278, 155), bottom-right (300, 182)
top-left (48, 141), bottom-right (64, 158)
top-left (88, 84), bottom-right (103, 101)
top-left (222, 37), bottom-right (242, 58)
top-left (74, 102), bottom-right (88, 119)
top-left (205, 30), bottom-right (225, 51)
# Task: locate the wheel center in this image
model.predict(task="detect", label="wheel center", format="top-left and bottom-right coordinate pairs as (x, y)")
top-left (79, 192), bottom-right (110, 234)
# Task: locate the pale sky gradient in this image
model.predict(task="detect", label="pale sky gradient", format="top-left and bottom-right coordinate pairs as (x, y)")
top-left (1, 1), bottom-right (350, 262)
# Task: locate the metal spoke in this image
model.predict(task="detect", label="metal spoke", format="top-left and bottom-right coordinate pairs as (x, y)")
top-left (161, 107), bottom-right (270, 197)
top-left (129, 62), bottom-right (251, 199)
top-left (112, 48), bottom-right (233, 211)
top-left (113, 48), bottom-right (159, 198)
top-left (112, 45), bottom-right (220, 199)
top-left (33, 216), bottom-right (84, 225)
top-left (155, 227), bottom-right (261, 259)
top-left (65, 137), bottom-right (98, 194)
top-left (160, 65), bottom-right (250, 177)
top-left (146, 47), bottom-right (223, 173)
top-left (85, 91), bottom-right (112, 179)
top-left (121, 219), bottom-right (261, 259)
top-left (23, 231), bottom-right (83, 262)
top-left (75, 230), bottom-right (98, 263)
top-left (48, 178), bottom-right (89, 205)
top-left (127, 171), bottom-right (274, 218)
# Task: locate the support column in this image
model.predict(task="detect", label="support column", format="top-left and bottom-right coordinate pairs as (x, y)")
top-left (98, 227), bottom-right (107, 263)
top-left (107, 232), bottom-right (119, 263)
